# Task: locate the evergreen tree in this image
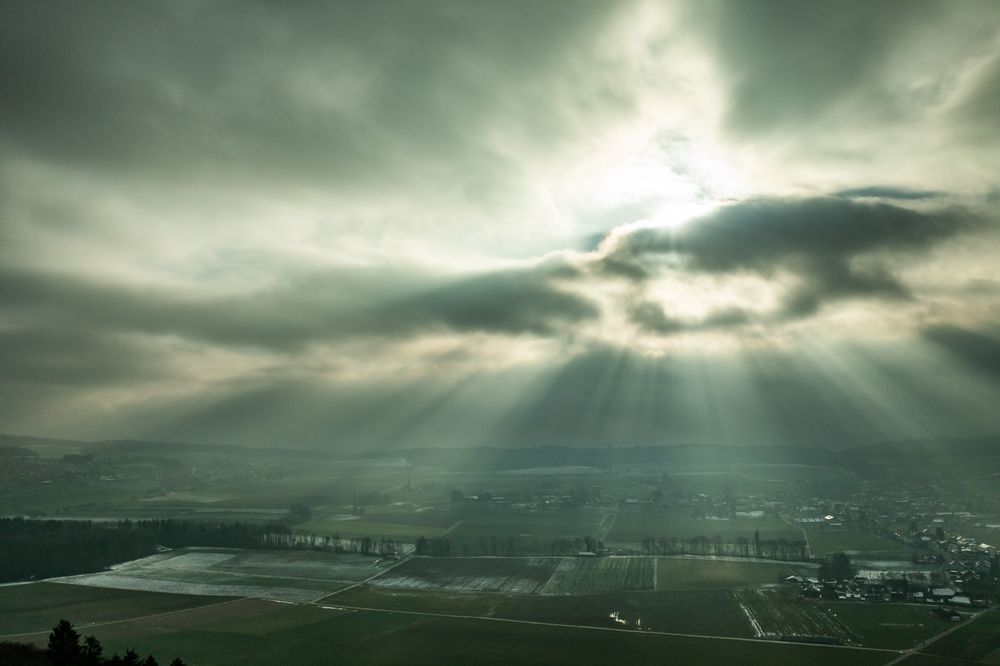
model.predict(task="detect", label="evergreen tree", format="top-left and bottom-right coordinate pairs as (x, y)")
top-left (48, 619), bottom-right (82, 664)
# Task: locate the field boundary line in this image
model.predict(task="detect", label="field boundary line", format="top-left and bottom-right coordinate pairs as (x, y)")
top-left (313, 556), bottom-right (410, 602)
top-left (0, 590), bottom-right (247, 640)
top-left (881, 608), bottom-right (993, 665)
top-left (441, 520), bottom-right (466, 537)
top-left (777, 513), bottom-right (811, 558)
top-left (310, 600), bottom-right (898, 653)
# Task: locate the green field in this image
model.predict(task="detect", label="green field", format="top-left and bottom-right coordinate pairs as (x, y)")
top-left (921, 610), bottom-right (1000, 663)
top-left (819, 602), bottom-right (959, 651)
top-left (801, 527), bottom-right (907, 555)
top-left (655, 557), bottom-right (812, 590)
top-left (607, 510), bottom-right (802, 544)
top-left (328, 586), bottom-right (507, 616)
top-left (442, 512), bottom-right (609, 555)
top-left (0, 582), bottom-right (230, 636)
top-left (2, 583), bottom-right (894, 666)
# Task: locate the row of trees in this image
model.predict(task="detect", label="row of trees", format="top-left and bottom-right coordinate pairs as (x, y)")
top-left (415, 535), bottom-right (606, 557)
top-left (0, 518), bottom-right (298, 582)
top-left (0, 619), bottom-right (186, 665)
top-left (415, 533), bottom-right (807, 560)
top-left (639, 534), bottom-right (808, 561)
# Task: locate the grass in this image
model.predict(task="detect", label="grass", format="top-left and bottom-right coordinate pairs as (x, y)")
top-left (500, 589), bottom-right (755, 637)
top-left (607, 510), bottom-right (802, 544)
top-left (802, 528), bottom-right (907, 555)
top-left (0, 582), bottom-right (230, 636)
top-left (328, 586), bottom-right (506, 615)
top-left (820, 602), bottom-right (955, 650)
top-left (655, 557), bottom-right (811, 590)
top-left (922, 609), bottom-right (1000, 662)
top-left (443, 513), bottom-right (608, 555)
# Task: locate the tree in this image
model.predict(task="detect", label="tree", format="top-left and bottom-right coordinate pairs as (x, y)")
top-left (48, 619), bottom-right (82, 664)
top-left (289, 502), bottom-right (312, 522)
top-left (819, 552), bottom-right (854, 581)
top-left (83, 635), bottom-right (104, 665)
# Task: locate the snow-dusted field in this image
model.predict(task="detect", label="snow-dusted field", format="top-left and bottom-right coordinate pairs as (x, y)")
top-left (54, 573), bottom-right (321, 602)
top-left (541, 557), bottom-right (654, 595)
top-left (50, 548), bottom-right (384, 602)
top-left (372, 557), bottom-right (560, 593)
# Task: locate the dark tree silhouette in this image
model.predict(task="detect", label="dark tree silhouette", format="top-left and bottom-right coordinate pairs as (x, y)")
top-left (48, 619), bottom-right (82, 664)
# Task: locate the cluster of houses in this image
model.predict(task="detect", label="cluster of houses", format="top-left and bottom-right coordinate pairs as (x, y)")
top-left (789, 570), bottom-right (989, 609)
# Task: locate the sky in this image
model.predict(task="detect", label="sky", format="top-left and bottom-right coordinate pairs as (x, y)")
top-left (2, 0), bottom-right (1000, 450)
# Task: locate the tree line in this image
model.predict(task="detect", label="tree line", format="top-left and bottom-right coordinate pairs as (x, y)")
top-left (414, 532), bottom-right (807, 560)
top-left (638, 533), bottom-right (808, 561)
top-left (0, 518), bottom-right (397, 583)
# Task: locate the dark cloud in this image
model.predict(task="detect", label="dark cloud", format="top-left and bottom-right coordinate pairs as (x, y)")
top-left (0, 328), bottom-right (171, 386)
top-left (923, 324), bottom-right (1000, 381)
top-left (0, 1), bottom-right (626, 194)
top-left (697, 0), bottom-right (939, 136)
top-left (603, 197), bottom-right (976, 326)
top-left (0, 262), bottom-right (598, 351)
top-left (835, 187), bottom-right (941, 201)
top-left (628, 300), bottom-right (750, 335)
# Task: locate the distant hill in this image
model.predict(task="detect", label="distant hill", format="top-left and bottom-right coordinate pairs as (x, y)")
top-left (850, 434), bottom-right (1000, 459)
top-left (2, 431), bottom-right (999, 470)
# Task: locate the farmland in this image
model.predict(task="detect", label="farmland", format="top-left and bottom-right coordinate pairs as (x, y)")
top-left (5, 437), bottom-right (998, 665)
top-left (2, 582), bottom-right (893, 666)
top-left (541, 556), bottom-right (654, 594)
top-left (0, 582), bottom-right (231, 636)
top-left (920, 609), bottom-right (1000, 662)
top-left (51, 548), bottom-right (383, 602)
top-left (732, 588), bottom-right (948, 650)
top-left (655, 557), bottom-right (814, 590)
top-left (800, 527), bottom-right (907, 555)
top-left (606, 510), bottom-right (802, 544)
top-left (371, 556), bottom-right (560, 593)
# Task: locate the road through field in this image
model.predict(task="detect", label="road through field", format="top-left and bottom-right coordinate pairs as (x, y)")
top-left (311, 598), bottom-right (900, 656)
top-left (881, 607), bottom-right (992, 665)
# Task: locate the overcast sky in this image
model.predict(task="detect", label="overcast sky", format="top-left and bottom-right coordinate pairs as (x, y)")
top-left (2, 0), bottom-right (1000, 450)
